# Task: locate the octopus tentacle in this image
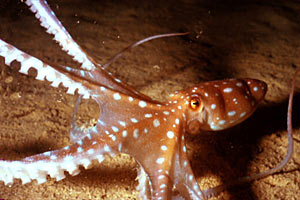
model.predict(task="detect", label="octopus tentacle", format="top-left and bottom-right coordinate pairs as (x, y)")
top-left (0, 38), bottom-right (91, 98)
top-left (102, 32), bottom-right (190, 69)
top-left (0, 24), bottom-right (154, 100)
top-left (172, 135), bottom-right (204, 199)
top-left (135, 134), bottom-right (205, 200)
top-left (61, 65), bottom-right (154, 100)
top-left (0, 38), bottom-right (142, 102)
top-left (145, 161), bottom-right (174, 199)
top-left (24, 0), bottom-right (97, 70)
top-left (136, 167), bottom-right (152, 200)
top-left (0, 128), bottom-right (118, 186)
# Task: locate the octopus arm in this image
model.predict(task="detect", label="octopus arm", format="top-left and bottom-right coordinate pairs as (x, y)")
top-left (132, 128), bottom-right (205, 200)
top-left (24, 0), bottom-right (97, 70)
top-left (0, 38), bottom-right (92, 99)
top-left (0, 131), bottom-right (118, 186)
top-left (171, 136), bottom-right (205, 200)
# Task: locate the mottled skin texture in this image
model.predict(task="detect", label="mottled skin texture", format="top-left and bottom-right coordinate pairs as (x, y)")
top-left (0, 0), bottom-right (270, 199)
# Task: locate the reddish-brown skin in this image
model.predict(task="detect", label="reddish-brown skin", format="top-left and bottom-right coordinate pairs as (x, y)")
top-left (0, 0), bottom-right (271, 199)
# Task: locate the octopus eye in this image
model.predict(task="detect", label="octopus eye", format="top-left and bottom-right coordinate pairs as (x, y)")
top-left (190, 97), bottom-right (201, 110)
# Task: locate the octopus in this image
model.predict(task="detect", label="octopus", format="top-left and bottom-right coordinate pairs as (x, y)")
top-left (0, 1), bottom-right (297, 199)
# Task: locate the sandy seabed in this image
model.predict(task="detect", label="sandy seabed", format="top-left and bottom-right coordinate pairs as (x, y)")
top-left (0, 0), bottom-right (300, 199)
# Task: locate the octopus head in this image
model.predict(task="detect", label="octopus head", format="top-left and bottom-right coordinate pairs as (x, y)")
top-left (183, 79), bottom-right (267, 134)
